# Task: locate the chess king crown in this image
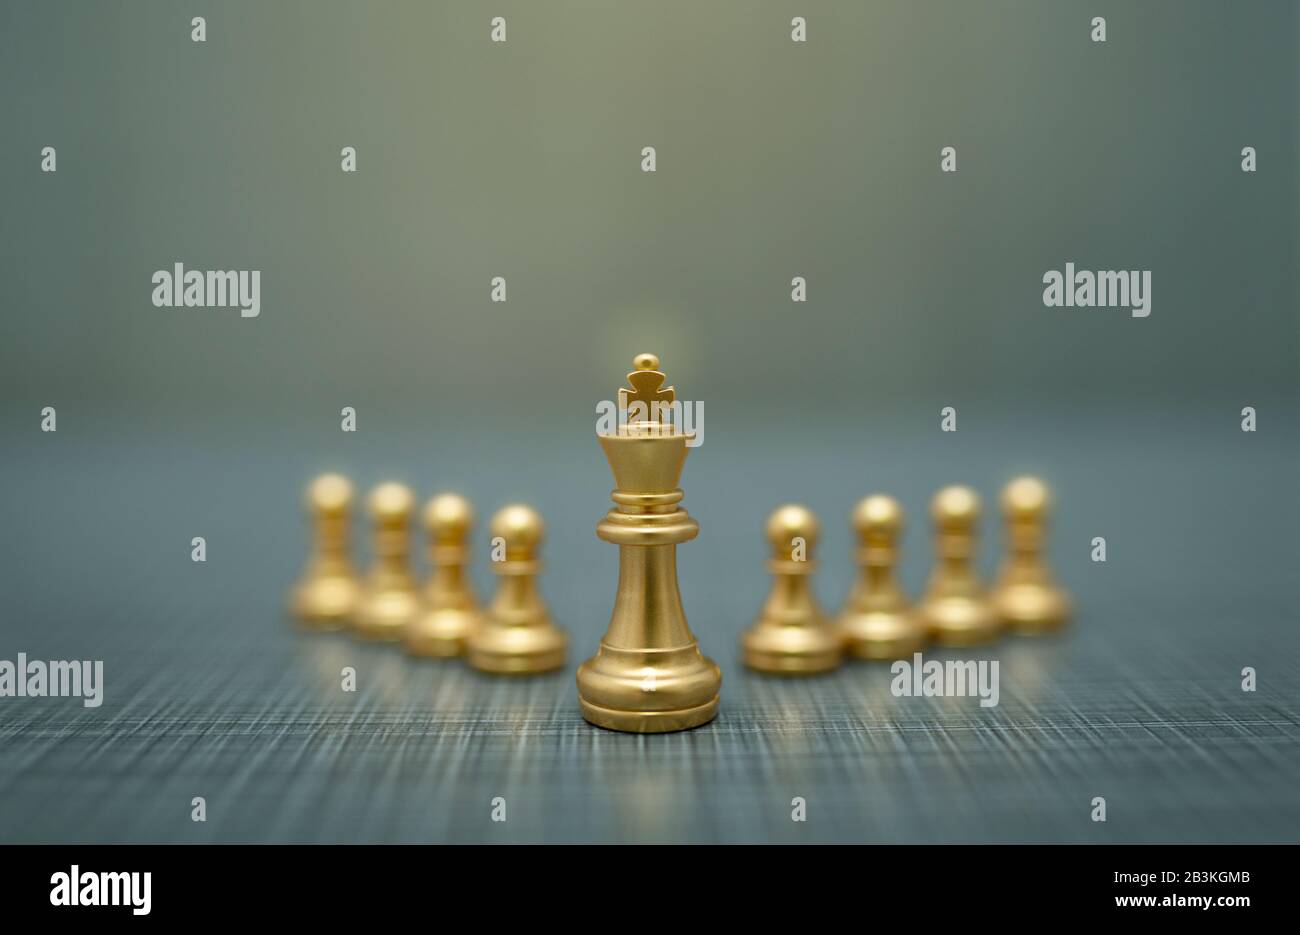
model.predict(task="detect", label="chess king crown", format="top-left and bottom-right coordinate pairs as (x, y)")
top-left (599, 354), bottom-right (695, 538)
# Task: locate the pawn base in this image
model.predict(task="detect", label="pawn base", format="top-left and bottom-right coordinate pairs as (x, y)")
top-left (351, 589), bottom-right (419, 641)
top-left (922, 596), bottom-right (1002, 646)
top-left (291, 576), bottom-right (359, 630)
top-left (741, 622), bottom-right (842, 674)
top-left (992, 583), bottom-right (1071, 635)
top-left (742, 644), bottom-right (841, 674)
top-left (466, 622), bottom-right (567, 675)
top-left (467, 645), bottom-right (566, 674)
top-left (840, 609), bottom-right (927, 660)
top-left (405, 608), bottom-right (478, 657)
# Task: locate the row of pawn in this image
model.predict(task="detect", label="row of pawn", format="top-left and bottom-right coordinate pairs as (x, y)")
top-left (289, 475), bottom-right (566, 673)
top-left (290, 473), bottom-right (1070, 676)
top-left (742, 477), bottom-right (1072, 674)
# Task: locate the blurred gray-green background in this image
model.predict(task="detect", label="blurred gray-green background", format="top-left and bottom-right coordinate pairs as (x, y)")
top-left (0, 1), bottom-right (1297, 843)
top-left (2, 0), bottom-right (1295, 421)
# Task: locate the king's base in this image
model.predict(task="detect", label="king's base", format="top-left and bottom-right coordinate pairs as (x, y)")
top-left (579, 695), bottom-right (719, 733)
top-left (576, 643), bottom-right (722, 733)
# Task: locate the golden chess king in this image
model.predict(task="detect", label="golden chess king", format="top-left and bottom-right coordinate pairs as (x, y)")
top-left (576, 354), bottom-right (722, 733)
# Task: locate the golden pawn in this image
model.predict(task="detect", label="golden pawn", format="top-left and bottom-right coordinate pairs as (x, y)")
top-left (405, 493), bottom-right (481, 657)
top-left (577, 353), bottom-right (722, 732)
top-left (839, 495), bottom-right (927, 659)
top-left (289, 473), bottom-right (361, 628)
top-left (918, 485), bottom-right (1002, 646)
top-left (990, 476), bottom-right (1072, 633)
top-left (466, 504), bottom-right (567, 674)
top-left (352, 482), bottom-right (421, 641)
top-left (741, 505), bottom-right (842, 674)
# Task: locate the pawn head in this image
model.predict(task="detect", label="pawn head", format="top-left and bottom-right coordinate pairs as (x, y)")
top-left (424, 493), bottom-right (473, 541)
top-left (369, 482), bottom-right (414, 523)
top-left (492, 503), bottom-right (544, 558)
top-left (1002, 476), bottom-right (1051, 520)
top-left (852, 494), bottom-right (902, 541)
top-left (932, 485), bottom-right (980, 529)
top-left (767, 503), bottom-right (819, 558)
top-left (307, 473), bottom-right (353, 514)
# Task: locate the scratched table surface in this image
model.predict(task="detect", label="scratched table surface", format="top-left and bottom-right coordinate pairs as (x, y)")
top-left (1, 414), bottom-right (1297, 844)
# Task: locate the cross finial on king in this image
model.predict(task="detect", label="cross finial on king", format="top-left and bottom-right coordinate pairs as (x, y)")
top-left (618, 353), bottom-right (675, 424)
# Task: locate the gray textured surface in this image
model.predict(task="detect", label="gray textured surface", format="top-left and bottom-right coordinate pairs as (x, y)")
top-left (1, 419), bottom-right (1296, 843)
top-left (0, 0), bottom-right (1296, 844)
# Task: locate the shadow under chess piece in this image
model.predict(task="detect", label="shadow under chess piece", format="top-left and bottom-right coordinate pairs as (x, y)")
top-left (466, 504), bottom-right (566, 674)
top-left (918, 485), bottom-right (1002, 646)
top-left (577, 353), bottom-right (722, 732)
top-left (742, 505), bottom-right (842, 674)
top-left (839, 494), bottom-right (927, 659)
top-left (990, 476), bottom-right (1072, 634)
top-left (290, 473), bottom-right (361, 629)
top-left (405, 493), bottom-right (481, 657)
top-left (352, 482), bottom-right (421, 641)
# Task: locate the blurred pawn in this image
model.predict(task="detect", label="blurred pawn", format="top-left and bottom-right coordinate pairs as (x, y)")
top-left (990, 476), bottom-right (1072, 633)
top-left (352, 482), bottom-right (421, 641)
top-left (290, 473), bottom-right (361, 629)
top-left (405, 493), bottom-right (481, 657)
top-left (466, 504), bottom-right (567, 674)
top-left (839, 495), bottom-right (926, 659)
top-left (918, 486), bottom-right (1001, 646)
top-left (741, 505), bottom-right (842, 674)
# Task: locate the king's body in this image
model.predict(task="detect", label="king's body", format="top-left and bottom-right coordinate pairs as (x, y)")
top-left (576, 354), bottom-right (721, 733)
